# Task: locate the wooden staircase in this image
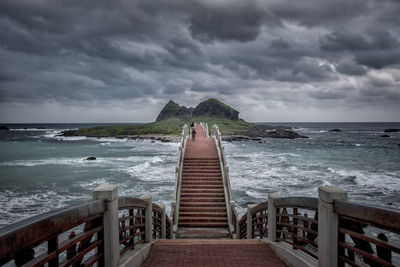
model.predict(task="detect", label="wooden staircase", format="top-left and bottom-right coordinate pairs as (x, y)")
top-left (178, 158), bottom-right (228, 229)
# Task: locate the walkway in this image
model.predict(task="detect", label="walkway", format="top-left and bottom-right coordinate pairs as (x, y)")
top-left (141, 239), bottom-right (286, 267)
top-left (178, 124), bottom-right (228, 237)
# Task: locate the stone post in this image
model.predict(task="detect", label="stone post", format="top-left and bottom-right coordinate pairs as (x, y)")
top-left (140, 194), bottom-right (153, 243)
top-left (318, 186), bottom-right (347, 267)
top-left (268, 193), bottom-right (280, 242)
top-left (247, 204), bottom-right (256, 238)
top-left (171, 201), bottom-right (177, 239)
top-left (93, 184), bottom-right (119, 267)
top-left (160, 203), bottom-right (166, 239)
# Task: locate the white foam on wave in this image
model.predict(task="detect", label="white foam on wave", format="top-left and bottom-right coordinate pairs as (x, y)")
top-left (0, 189), bottom-right (87, 227)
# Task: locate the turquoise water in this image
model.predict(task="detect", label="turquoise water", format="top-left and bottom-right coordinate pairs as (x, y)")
top-left (0, 123), bottom-right (399, 227)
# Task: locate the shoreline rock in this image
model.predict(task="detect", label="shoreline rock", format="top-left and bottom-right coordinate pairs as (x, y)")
top-left (329, 129), bottom-right (342, 132)
top-left (0, 126), bottom-right (9, 131)
top-left (59, 131), bottom-right (181, 142)
top-left (384, 128), bottom-right (400, 133)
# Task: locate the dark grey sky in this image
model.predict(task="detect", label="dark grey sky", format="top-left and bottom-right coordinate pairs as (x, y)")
top-left (1, 0), bottom-right (399, 122)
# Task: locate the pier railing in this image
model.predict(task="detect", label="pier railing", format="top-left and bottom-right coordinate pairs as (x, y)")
top-left (211, 124), bottom-right (235, 236)
top-left (170, 124), bottom-right (188, 238)
top-left (0, 185), bottom-right (171, 267)
top-left (236, 187), bottom-right (400, 266)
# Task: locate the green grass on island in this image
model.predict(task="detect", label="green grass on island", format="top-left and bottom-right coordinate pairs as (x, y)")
top-left (63, 117), bottom-right (255, 137)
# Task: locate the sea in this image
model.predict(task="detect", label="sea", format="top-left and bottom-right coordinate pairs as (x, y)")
top-left (0, 122), bottom-right (399, 229)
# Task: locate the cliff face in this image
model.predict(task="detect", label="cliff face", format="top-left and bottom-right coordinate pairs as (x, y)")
top-left (192, 98), bottom-right (239, 120)
top-left (156, 100), bottom-right (193, 122)
top-left (155, 98), bottom-right (239, 122)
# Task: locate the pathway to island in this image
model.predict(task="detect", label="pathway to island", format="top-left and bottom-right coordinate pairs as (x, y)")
top-left (179, 124), bottom-right (228, 237)
top-left (141, 123), bottom-right (287, 266)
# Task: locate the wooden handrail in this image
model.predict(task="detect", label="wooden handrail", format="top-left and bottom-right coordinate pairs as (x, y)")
top-left (0, 200), bottom-right (105, 266)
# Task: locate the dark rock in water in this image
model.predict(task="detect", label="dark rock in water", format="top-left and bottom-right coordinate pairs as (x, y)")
top-left (36, 127), bottom-right (46, 129)
top-left (258, 141), bottom-right (263, 144)
top-left (192, 98), bottom-right (239, 120)
top-left (251, 138), bottom-right (262, 141)
top-left (388, 202), bottom-right (393, 205)
top-left (161, 139), bottom-right (171, 142)
top-left (380, 135), bottom-right (391, 138)
top-left (384, 128), bottom-right (400, 133)
top-left (222, 135), bottom-right (250, 142)
top-left (0, 126), bottom-right (9, 131)
top-left (329, 129), bottom-right (342, 132)
top-left (86, 157), bottom-right (96, 160)
top-left (265, 130), bottom-right (307, 139)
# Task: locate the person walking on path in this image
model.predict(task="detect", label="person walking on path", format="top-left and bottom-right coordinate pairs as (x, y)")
top-left (190, 122), bottom-right (196, 141)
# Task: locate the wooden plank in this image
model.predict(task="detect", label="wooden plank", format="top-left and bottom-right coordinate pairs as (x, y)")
top-left (0, 200), bottom-right (105, 262)
top-left (334, 200), bottom-right (400, 234)
top-left (340, 228), bottom-right (400, 254)
top-left (339, 242), bottom-right (394, 267)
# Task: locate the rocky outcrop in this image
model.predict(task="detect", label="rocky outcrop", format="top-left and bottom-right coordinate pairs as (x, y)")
top-left (155, 100), bottom-right (194, 121)
top-left (86, 157), bottom-right (96, 160)
top-left (0, 126), bottom-right (9, 131)
top-left (380, 135), bottom-right (391, 138)
top-left (192, 98), bottom-right (239, 120)
top-left (384, 129), bottom-right (400, 133)
top-left (156, 100), bottom-right (181, 122)
top-left (329, 129), bottom-right (342, 132)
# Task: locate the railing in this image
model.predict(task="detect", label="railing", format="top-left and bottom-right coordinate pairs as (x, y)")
top-left (0, 200), bottom-right (106, 267)
top-left (0, 185), bottom-right (171, 267)
top-left (118, 197), bottom-right (147, 256)
top-left (211, 124), bottom-right (235, 236)
top-left (171, 124), bottom-right (189, 238)
top-left (275, 197), bottom-right (318, 259)
top-left (334, 200), bottom-right (400, 266)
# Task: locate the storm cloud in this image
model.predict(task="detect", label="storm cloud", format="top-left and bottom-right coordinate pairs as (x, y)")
top-left (0, 0), bottom-right (399, 122)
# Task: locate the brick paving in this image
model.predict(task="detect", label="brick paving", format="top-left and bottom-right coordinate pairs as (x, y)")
top-left (141, 239), bottom-right (286, 267)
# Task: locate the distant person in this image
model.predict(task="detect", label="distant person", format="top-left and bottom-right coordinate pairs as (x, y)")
top-left (191, 122), bottom-right (196, 140)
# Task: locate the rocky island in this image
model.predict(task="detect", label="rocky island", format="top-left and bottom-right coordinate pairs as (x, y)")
top-left (60, 98), bottom-right (307, 141)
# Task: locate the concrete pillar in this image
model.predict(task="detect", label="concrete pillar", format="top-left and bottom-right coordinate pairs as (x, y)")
top-left (160, 203), bottom-right (166, 239)
top-left (93, 184), bottom-right (119, 267)
top-left (318, 186), bottom-right (347, 267)
top-left (268, 193), bottom-right (280, 242)
top-left (247, 204), bottom-right (256, 238)
top-left (140, 194), bottom-right (153, 243)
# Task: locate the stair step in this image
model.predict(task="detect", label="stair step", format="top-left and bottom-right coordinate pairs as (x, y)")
top-left (182, 173), bottom-right (222, 177)
top-left (179, 207), bottom-right (227, 212)
top-left (180, 197), bottom-right (225, 202)
top-left (180, 202), bottom-right (226, 207)
top-left (179, 212), bottom-right (227, 217)
top-left (181, 185), bottom-right (223, 189)
top-left (182, 178), bottom-right (222, 182)
top-left (178, 217), bottom-right (227, 223)
top-left (181, 181), bottom-right (222, 185)
top-left (181, 193), bottom-right (225, 197)
top-left (181, 189), bottom-right (224, 193)
top-left (182, 170), bottom-right (221, 174)
top-left (178, 222), bottom-right (228, 228)
top-left (183, 165), bottom-right (220, 168)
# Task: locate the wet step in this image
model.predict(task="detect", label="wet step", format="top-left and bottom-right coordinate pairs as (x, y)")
top-left (182, 169), bottom-right (221, 173)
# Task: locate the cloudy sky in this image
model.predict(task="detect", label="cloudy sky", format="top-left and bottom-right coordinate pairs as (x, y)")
top-left (0, 0), bottom-right (399, 122)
